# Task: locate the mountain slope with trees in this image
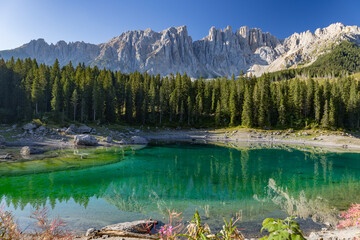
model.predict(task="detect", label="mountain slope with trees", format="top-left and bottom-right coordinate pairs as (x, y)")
top-left (1, 54), bottom-right (360, 129)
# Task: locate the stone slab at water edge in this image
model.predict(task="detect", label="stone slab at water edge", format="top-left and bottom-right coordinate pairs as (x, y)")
top-left (74, 135), bottom-right (98, 146)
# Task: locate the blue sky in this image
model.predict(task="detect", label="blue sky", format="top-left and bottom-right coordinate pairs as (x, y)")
top-left (0, 0), bottom-right (358, 50)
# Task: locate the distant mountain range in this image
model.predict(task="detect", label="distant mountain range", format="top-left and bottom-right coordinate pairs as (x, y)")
top-left (1, 23), bottom-right (360, 78)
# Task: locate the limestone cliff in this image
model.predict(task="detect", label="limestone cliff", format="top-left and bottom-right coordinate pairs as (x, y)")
top-left (1, 23), bottom-right (359, 78)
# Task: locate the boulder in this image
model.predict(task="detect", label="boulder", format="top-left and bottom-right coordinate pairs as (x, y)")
top-left (0, 153), bottom-right (12, 159)
top-left (35, 126), bottom-right (47, 135)
top-left (74, 135), bottom-right (98, 146)
top-left (20, 146), bottom-right (45, 156)
top-left (77, 125), bottom-right (92, 134)
top-left (104, 136), bottom-right (113, 143)
top-left (65, 125), bottom-right (92, 134)
top-left (65, 124), bottom-right (77, 134)
top-left (85, 228), bottom-right (97, 237)
top-left (118, 139), bottom-right (128, 145)
top-left (0, 135), bottom-right (5, 144)
top-left (22, 123), bottom-right (37, 131)
top-left (130, 136), bottom-right (148, 145)
top-left (101, 220), bottom-right (157, 234)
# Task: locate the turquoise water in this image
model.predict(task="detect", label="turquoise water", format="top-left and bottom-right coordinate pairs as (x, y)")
top-left (1, 143), bottom-right (360, 235)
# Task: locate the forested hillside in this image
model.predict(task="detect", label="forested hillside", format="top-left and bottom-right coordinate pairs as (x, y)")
top-left (266, 41), bottom-right (360, 81)
top-left (1, 57), bottom-right (360, 129)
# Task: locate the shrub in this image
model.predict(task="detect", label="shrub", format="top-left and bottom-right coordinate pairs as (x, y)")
top-left (260, 217), bottom-right (305, 240)
top-left (337, 203), bottom-right (360, 229)
top-left (30, 207), bottom-right (74, 240)
top-left (32, 118), bottom-right (45, 126)
top-left (158, 209), bottom-right (184, 240)
top-left (0, 206), bottom-right (21, 240)
top-left (180, 210), bottom-right (244, 240)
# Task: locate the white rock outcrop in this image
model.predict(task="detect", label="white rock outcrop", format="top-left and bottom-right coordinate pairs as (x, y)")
top-left (74, 135), bottom-right (98, 146)
top-left (20, 146), bottom-right (44, 156)
top-left (1, 23), bottom-right (359, 77)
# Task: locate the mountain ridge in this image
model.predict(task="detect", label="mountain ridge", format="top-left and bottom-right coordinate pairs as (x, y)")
top-left (1, 22), bottom-right (360, 78)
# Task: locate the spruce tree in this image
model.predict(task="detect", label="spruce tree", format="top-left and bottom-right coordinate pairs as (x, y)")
top-left (31, 73), bottom-right (42, 115)
top-left (321, 100), bottom-right (329, 128)
top-left (71, 89), bottom-right (78, 121)
top-left (51, 76), bottom-right (62, 117)
top-left (241, 86), bottom-right (253, 127)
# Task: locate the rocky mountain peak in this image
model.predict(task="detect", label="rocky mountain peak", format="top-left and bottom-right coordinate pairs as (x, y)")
top-left (1, 22), bottom-right (359, 78)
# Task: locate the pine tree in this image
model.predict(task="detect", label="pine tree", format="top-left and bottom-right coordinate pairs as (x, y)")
top-left (31, 72), bottom-right (43, 115)
top-left (329, 97), bottom-right (336, 127)
top-left (241, 86), bottom-right (253, 127)
top-left (321, 100), bottom-right (329, 128)
top-left (215, 100), bottom-right (221, 126)
top-left (229, 84), bottom-right (238, 126)
top-left (278, 97), bottom-right (286, 126)
top-left (71, 89), bottom-right (78, 121)
top-left (149, 77), bottom-right (157, 123)
top-left (314, 84), bottom-right (322, 124)
top-left (51, 76), bottom-right (62, 117)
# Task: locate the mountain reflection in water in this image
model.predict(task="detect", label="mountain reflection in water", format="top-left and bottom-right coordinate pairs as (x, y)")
top-left (1, 143), bottom-right (360, 232)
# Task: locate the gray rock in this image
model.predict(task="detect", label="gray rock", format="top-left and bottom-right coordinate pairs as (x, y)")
top-left (0, 153), bottom-right (12, 159)
top-left (0, 135), bottom-right (5, 145)
top-left (85, 228), bottom-right (96, 237)
top-left (22, 123), bottom-right (37, 131)
top-left (104, 136), bottom-right (113, 143)
top-left (308, 232), bottom-right (319, 240)
top-left (101, 220), bottom-right (157, 234)
top-left (1, 23), bottom-right (360, 77)
top-left (20, 146), bottom-right (45, 156)
top-left (74, 135), bottom-right (98, 146)
top-left (77, 125), bottom-right (92, 134)
top-left (35, 126), bottom-right (47, 135)
top-left (66, 124), bottom-right (77, 133)
top-left (130, 136), bottom-right (148, 145)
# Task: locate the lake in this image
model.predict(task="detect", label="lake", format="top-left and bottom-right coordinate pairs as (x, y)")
top-left (1, 143), bottom-right (360, 236)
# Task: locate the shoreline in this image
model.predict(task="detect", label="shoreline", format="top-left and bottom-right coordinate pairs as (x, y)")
top-left (1, 124), bottom-right (360, 239)
top-left (3, 125), bottom-right (360, 152)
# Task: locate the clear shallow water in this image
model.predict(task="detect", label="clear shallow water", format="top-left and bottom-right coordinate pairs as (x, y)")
top-left (1, 143), bottom-right (360, 236)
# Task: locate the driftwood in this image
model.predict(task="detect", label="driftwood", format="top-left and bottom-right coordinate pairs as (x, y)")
top-left (92, 230), bottom-right (158, 239)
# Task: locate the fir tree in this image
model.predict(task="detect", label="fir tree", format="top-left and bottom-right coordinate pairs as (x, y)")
top-left (71, 89), bottom-right (78, 121)
top-left (241, 86), bottom-right (253, 127)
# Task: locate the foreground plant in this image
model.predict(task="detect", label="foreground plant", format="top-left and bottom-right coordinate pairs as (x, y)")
top-left (158, 209), bottom-right (184, 240)
top-left (260, 217), bottom-right (305, 240)
top-left (180, 210), bottom-right (213, 239)
top-left (218, 217), bottom-right (244, 240)
top-left (31, 207), bottom-right (74, 240)
top-left (180, 210), bottom-right (244, 240)
top-left (337, 203), bottom-right (360, 228)
top-left (0, 206), bottom-right (21, 240)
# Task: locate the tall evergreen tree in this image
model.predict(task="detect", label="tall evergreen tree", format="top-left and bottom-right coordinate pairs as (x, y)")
top-left (242, 86), bottom-right (253, 127)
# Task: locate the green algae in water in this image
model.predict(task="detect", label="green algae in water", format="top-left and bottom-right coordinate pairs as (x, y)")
top-left (0, 146), bottom-right (136, 176)
top-left (1, 143), bottom-right (360, 234)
